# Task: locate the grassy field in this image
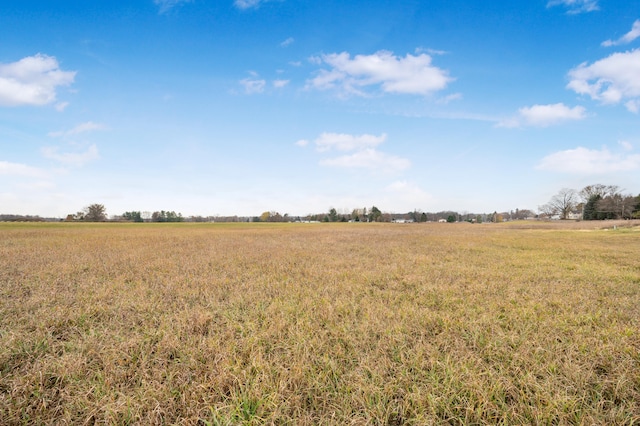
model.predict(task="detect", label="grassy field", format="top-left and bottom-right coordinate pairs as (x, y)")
top-left (1, 221), bottom-right (639, 424)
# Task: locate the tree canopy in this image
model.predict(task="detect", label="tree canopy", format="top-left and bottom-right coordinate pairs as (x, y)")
top-left (83, 204), bottom-right (107, 222)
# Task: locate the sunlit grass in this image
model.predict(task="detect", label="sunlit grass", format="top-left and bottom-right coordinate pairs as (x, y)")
top-left (1, 221), bottom-right (639, 424)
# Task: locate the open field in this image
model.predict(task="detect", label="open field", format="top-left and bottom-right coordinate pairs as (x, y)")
top-left (1, 221), bottom-right (639, 424)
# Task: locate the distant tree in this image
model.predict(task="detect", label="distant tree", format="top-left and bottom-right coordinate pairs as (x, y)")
top-left (446, 215), bottom-right (456, 223)
top-left (84, 204), bottom-right (107, 222)
top-left (259, 211), bottom-right (270, 222)
top-left (368, 206), bottom-right (382, 222)
top-left (597, 193), bottom-right (635, 219)
top-left (580, 184), bottom-right (619, 203)
top-left (541, 188), bottom-right (578, 219)
top-left (151, 210), bottom-right (183, 222)
top-left (328, 208), bottom-right (338, 222)
top-left (583, 195), bottom-right (603, 220)
top-left (122, 211), bottom-right (143, 222)
top-left (633, 195), bottom-right (640, 219)
top-left (408, 210), bottom-right (425, 222)
top-left (269, 212), bottom-right (283, 222)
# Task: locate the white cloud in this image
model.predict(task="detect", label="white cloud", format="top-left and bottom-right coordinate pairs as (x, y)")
top-left (619, 140), bottom-right (634, 151)
top-left (547, 0), bottom-right (599, 14)
top-left (602, 20), bottom-right (640, 47)
top-left (437, 93), bottom-right (463, 104)
top-left (0, 54), bottom-right (76, 107)
top-left (0, 161), bottom-right (48, 178)
top-left (320, 149), bottom-right (411, 172)
top-left (154, 0), bottom-right (192, 14)
top-left (567, 49), bottom-right (640, 112)
top-left (48, 121), bottom-right (107, 138)
top-left (498, 103), bottom-right (586, 128)
top-left (239, 77), bottom-right (266, 94)
top-left (17, 180), bottom-right (56, 190)
top-left (280, 37), bottom-right (294, 47)
top-left (300, 132), bottom-right (410, 174)
top-left (425, 48), bottom-right (447, 56)
top-left (537, 146), bottom-right (640, 173)
top-left (310, 132), bottom-right (387, 152)
top-left (385, 180), bottom-right (432, 201)
top-left (307, 50), bottom-right (453, 97)
top-left (625, 99), bottom-right (639, 113)
top-left (273, 79), bottom-right (289, 88)
top-left (55, 102), bottom-right (69, 112)
top-left (41, 144), bottom-right (99, 167)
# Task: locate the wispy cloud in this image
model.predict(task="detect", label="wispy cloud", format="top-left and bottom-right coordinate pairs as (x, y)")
top-left (567, 49), bottom-right (640, 113)
top-left (55, 102), bottom-right (69, 112)
top-left (154, 0), bottom-right (192, 14)
top-left (41, 144), bottom-right (99, 167)
top-left (0, 161), bottom-right (49, 178)
top-left (305, 132), bottom-right (387, 152)
top-left (48, 121), bottom-right (107, 138)
top-left (497, 103), bottom-right (587, 128)
top-left (320, 149), bottom-right (411, 172)
top-left (547, 0), bottom-right (599, 14)
top-left (307, 50), bottom-right (453, 97)
top-left (437, 93), bottom-right (463, 104)
top-left (280, 37), bottom-right (294, 47)
top-left (297, 132), bottom-right (410, 173)
top-left (385, 180), bottom-right (433, 206)
top-left (239, 71), bottom-right (289, 93)
top-left (272, 79), bottom-right (289, 88)
top-left (537, 146), bottom-right (640, 173)
top-left (234, 0), bottom-right (276, 10)
top-left (0, 54), bottom-right (76, 107)
top-left (602, 20), bottom-right (640, 47)
top-left (239, 76), bottom-right (266, 94)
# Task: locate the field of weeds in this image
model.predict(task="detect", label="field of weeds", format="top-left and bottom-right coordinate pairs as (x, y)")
top-left (1, 221), bottom-right (639, 424)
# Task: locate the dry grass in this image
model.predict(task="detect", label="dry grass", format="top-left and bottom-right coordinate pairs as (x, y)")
top-left (1, 221), bottom-right (639, 424)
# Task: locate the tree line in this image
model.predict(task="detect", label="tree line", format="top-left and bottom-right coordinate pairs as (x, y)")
top-left (540, 184), bottom-right (640, 220)
top-left (16, 186), bottom-right (636, 224)
top-left (65, 205), bottom-right (184, 222)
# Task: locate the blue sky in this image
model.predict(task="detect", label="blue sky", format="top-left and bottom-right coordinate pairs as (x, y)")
top-left (1, 0), bottom-right (639, 218)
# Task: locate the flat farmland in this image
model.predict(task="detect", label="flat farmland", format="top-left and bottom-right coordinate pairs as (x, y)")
top-left (1, 221), bottom-right (639, 424)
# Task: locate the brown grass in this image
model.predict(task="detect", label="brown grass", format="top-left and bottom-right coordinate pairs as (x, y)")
top-left (1, 221), bottom-right (639, 424)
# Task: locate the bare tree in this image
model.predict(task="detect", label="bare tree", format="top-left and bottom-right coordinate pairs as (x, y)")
top-left (597, 193), bottom-right (635, 219)
top-left (540, 188), bottom-right (578, 219)
top-left (580, 184), bottom-right (620, 202)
